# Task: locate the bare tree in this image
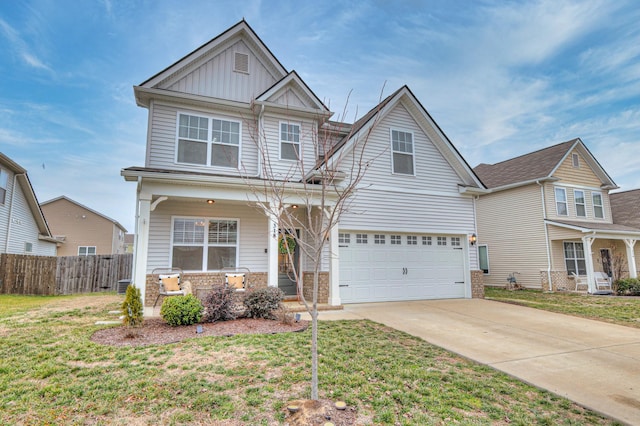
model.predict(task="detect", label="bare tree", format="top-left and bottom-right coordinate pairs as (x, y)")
top-left (244, 90), bottom-right (387, 399)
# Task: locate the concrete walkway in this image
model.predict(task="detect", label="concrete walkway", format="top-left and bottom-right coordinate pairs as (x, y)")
top-left (305, 299), bottom-right (640, 425)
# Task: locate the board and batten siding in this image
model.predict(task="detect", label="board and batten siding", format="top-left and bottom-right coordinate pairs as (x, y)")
top-left (165, 39), bottom-right (278, 104)
top-left (146, 200), bottom-right (268, 273)
top-left (4, 177), bottom-right (56, 255)
top-left (476, 184), bottom-right (548, 288)
top-left (337, 102), bottom-right (478, 267)
top-left (146, 103), bottom-right (260, 176)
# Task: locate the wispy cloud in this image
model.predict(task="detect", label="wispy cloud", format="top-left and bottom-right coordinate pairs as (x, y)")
top-left (0, 17), bottom-right (52, 72)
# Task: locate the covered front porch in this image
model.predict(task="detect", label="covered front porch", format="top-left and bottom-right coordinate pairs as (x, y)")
top-left (122, 168), bottom-right (341, 316)
top-left (543, 220), bottom-right (640, 294)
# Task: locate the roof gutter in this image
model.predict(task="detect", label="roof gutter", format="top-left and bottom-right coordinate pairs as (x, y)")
top-left (487, 177), bottom-right (559, 193)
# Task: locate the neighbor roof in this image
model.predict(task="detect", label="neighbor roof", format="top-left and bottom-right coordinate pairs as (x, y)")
top-left (610, 189), bottom-right (640, 229)
top-left (40, 196), bottom-right (127, 233)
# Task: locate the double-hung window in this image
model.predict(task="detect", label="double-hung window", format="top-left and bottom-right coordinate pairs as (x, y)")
top-left (555, 187), bottom-right (568, 216)
top-left (280, 122), bottom-right (300, 160)
top-left (391, 129), bottom-right (414, 175)
top-left (592, 192), bottom-right (604, 219)
top-left (78, 246), bottom-right (96, 256)
top-left (574, 190), bottom-right (586, 217)
top-left (172, 217), bottom-right (238, 271)
top-left (177, 113), bottom-right (240, 168)
top-left (564, 242), bottom-right (586, 275)
top-left (0, 168), bottom-right (7, 205)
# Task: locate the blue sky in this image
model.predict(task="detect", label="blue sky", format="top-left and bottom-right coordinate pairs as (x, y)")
top-left (1, 0), bottom-right (639, 231)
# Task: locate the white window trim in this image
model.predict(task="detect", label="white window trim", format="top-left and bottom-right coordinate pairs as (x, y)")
top-left (563, 240), bottom-right (586, 276)
top-left (78, 246), bottom-right (96, 256)
top-left (279, 121), bottom-right (301, 161)
top-left (555, 187), bottom-right (568, 216)
top-left (478, 244), bottom-right (490, 274)
top-left (574, 189), bottom-right (586, 218)
top-left (0, 168), bottom-right (7, 205)
top-left (170, 216), bottom-right (240, 272)
top-left (175, 111), bottom-right (242, 169)
top-left (592, 191), bottom-right (605, 219)
top-left (390, 128), bottom-right (416, 176)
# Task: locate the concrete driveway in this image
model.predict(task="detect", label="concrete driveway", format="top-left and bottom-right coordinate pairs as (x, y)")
top-left (311, 299), bottom-right (640, 425)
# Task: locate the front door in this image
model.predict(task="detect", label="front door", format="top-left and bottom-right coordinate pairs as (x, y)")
top-left (278, 230), bottom-right (299, 296)
top-left (600, 249), bottom-right (612, 277)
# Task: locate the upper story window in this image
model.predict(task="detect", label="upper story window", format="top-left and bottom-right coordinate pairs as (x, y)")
top-left (177, 113), bottom-right (240, 168)
top-left (555, 187), bottom-right (568, 216)
top-left (0, 168), bottom-right (8, 205)
top-left (172, 217), bottom-right (238, 271)
top-left (280, 122), bottom-right (300, 160)
top-left (592, 192), bottom-right (604, 219)
top-left (572, 153), bottom-right (580, 168)
top-left (574, 190), bottom-right (586, 217)
top-left (391, 129), bottom-right (414, 175)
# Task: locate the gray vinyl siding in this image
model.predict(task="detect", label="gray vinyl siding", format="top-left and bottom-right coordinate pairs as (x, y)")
top-left (476, 184), bottom-right (548, 288)
top-left (165, 40), bottom-right (277, 103)
top-left (0, 167), bottom-right (13, 252)
top-left (146, 103), bottom-right (260, 176)
top-left (3, 175), bottom-right (56, 255)
top-left (261, 112), bottom-right (317, 181)
top-left (337, 102), bottom-right (478, 268)
top-left (147, 200), bottom-right (268, 273)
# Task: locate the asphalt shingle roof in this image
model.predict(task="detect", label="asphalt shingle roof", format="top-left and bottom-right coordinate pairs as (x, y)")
top-left (610, 189), bottom-right (640, 229)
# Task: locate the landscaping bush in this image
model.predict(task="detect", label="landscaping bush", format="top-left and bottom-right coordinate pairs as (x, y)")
top-left (614, 278), bottom-right (640, 296)
top-left (121, 284), bottom-right (143, 328)
top-left (202, 286), bottom-right (238, 322)
top-left (160, 294), bottom-right (203, 326)
top-left (243, 287), bottom-right (285, 319)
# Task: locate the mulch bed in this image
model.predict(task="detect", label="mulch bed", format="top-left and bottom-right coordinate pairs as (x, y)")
top-left (91, 317), bottom-right (309, 347)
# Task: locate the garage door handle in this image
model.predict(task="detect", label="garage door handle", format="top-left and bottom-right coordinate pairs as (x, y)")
top-left (455, 281), bottom-right (464, 284)
top-left (339, 284), bottom-right (349, 287)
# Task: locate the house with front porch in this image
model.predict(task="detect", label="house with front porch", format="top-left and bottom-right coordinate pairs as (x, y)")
top-left (122, 20), bottom-right (486, 315)
top-left (474, 139), bottom-right (640, 293)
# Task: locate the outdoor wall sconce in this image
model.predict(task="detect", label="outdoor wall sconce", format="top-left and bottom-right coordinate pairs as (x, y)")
top-left (291, 204), bottom-right (298, 209)
top-left (206, 199), bottom-right (215, 204)
top-left (469, 233), bottom-right (477, 246)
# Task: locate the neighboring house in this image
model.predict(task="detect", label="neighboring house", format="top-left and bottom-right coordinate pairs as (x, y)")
top-left (474, 139), bottom-right (640, 293)
top-left (124, 233), bottom-right (135, 254)
top-left (0, 153), bottom-right (58, 255)
top-left (40, 196), bottom-right (127, 256)
top-left (122, 20), bottom-right (486, 314)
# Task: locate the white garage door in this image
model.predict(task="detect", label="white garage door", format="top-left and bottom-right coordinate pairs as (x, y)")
top-left (339, 232), bottom-right (467, 303)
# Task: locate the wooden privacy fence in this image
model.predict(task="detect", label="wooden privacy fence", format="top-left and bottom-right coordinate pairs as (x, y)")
top-left (0, 253), bottom-right (133, 295)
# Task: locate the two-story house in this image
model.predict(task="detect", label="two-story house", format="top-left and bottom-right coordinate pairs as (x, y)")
top-left (40, 196), bottom-right (127, 256)
top-left (122, 20), bottom-right (486, 314)
top-left (474, 139), bottom-right (640, 293)
top-left (0, 153), bottom-right (58, 255)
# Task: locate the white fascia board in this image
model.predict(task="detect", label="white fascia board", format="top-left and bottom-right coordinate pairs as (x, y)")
top-left (134, 86), bottom-right (250, 112)
top-left (252, 99), bottom-right (332, 120)
top-left (486, 177), bottom-right (559, 193)
top-left (544, 220), bottom-right (640, 238)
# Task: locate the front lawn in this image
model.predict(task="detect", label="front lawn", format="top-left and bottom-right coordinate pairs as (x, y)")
top-left (0, 294), bottom-right (620, 425)
top-left (486, 288), bottom-right (640, 328)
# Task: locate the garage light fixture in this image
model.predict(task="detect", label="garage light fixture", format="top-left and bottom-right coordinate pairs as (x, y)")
top-left (469, 233), bottom-right (477, 246)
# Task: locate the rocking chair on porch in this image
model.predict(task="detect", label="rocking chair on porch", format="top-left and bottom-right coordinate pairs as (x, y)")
top-left (152, 267), bottom-right (185, 307)
top-left (570, 272), bottom-right (589, 292)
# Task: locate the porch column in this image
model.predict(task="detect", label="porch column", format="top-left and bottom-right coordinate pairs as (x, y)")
top-left (134, 195), bottom-right (152, 316)
top-left (267, 210), bottom-right (279, 288)
top-left (624, 239), bottom-right (637, 278)
top-left (328, 221), bottom-right (341, 306)
top-left (583, 236), bottom-right (596, 293)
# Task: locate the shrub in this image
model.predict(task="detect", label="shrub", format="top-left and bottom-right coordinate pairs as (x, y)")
top-left (160, 294), bottom-right (203, 326)
top-left (243, 287), bottom-right (285, 319)
top-left (202, 286), bottom-right (238, 322)
top-left (121, 284), bottom-right (143, 328)
top-left (614, 278), bottom-right (640, 296)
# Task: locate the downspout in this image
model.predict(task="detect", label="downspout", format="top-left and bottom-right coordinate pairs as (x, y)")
top-left (537, 180), bottom-right (553, 291)
top-left (257, 104), bottom-right (265, 178)
top-left (5, 173), bottom-right (21, 252)
top-left (131, 176), bottom-right (142, 282)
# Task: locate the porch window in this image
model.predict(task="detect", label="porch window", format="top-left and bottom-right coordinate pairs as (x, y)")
top-left (592, 192), bottom-right (604, 219)
top-left (478, 245), bottom-right (489, 274)
top-left (280, 122), bottom-right (300, 160)
top-left (555, 187), bottom-right (568, 216)
top-left (574, 190), bottom-right (586, 217)
top-left (177, 113), bottom-right (240, 168)
top-left (391, 129), bottom-right (414, 175)
top-left (171, 217), bottom-right (238, 271)
top-left (564, 242), bottom-right (586, 275)
top-left (0, 167), bottom-right (8, 204)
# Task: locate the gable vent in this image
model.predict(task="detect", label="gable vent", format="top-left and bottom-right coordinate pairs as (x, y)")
top-left (234, 52), bottom-right (249, 73)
